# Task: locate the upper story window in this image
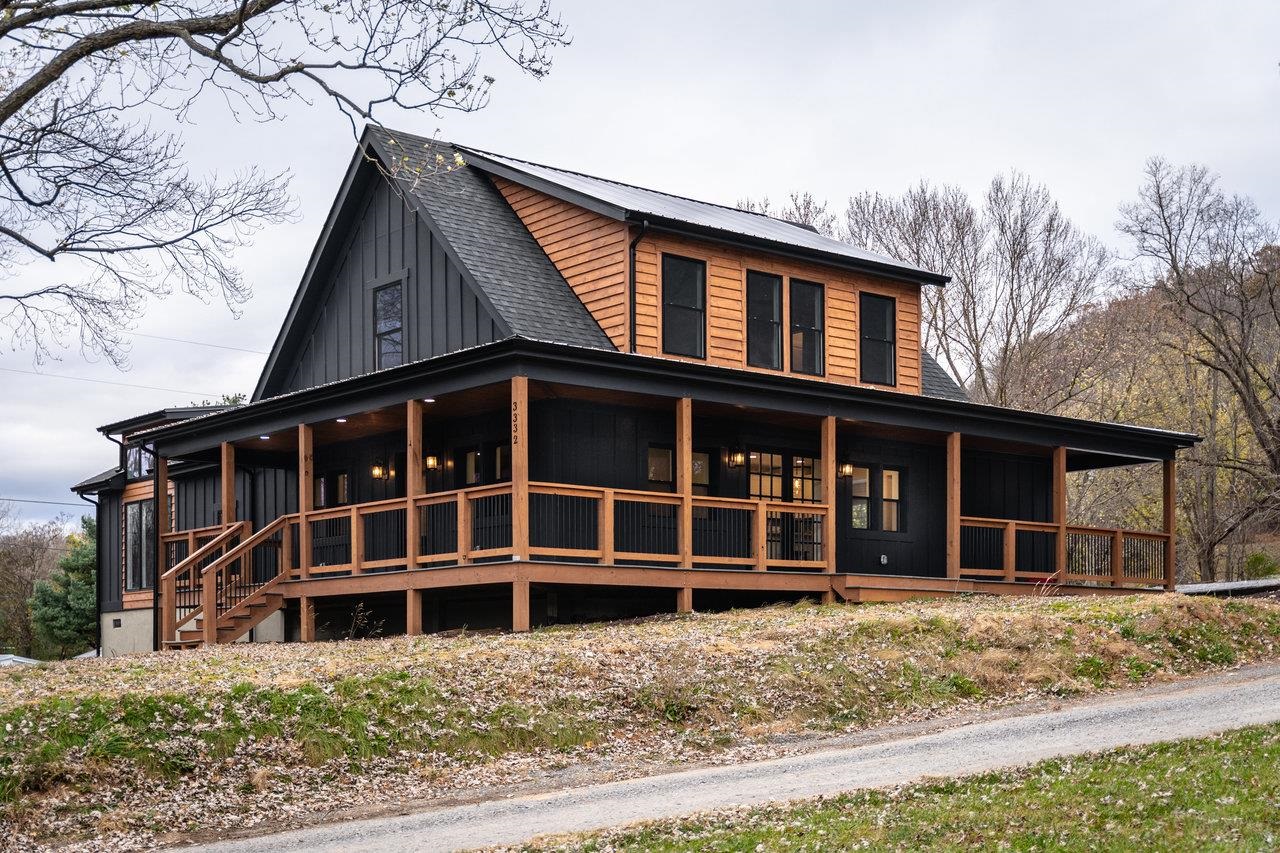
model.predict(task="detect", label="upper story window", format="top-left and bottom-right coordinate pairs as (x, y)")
top-left (124, 443), bottom-right (154, 480)
top-left (790, 280), bottom-right (825, 376)
top-left (746, 271), bottom-right (782, 370)
top-left (661, 254), bottom-right (706, 359)
top-left (860, 292), bottom-right (896, 386)
top-left (373, 282), bottom-right (403, 369)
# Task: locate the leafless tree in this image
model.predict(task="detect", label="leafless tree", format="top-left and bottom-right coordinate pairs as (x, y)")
top-left (0, 503), bottom-right (64, 657)
top-left (843, 173), bottom-right (1111, 412)
top-left (738, 192), bottom-right (838, 237)
top-left (1118, 157), bottom-right (1280, 573)
top-left (0, 1), bottom-right (569, 365)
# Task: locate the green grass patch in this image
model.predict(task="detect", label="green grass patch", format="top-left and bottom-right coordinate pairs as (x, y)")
top-left (530, 722), bottom-right (1280, 851)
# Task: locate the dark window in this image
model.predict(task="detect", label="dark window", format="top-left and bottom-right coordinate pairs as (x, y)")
top-left (495, 444), bottom-right (512, 483)
top-left (860, 292), bottom-right (896, 385)
top-left (124, 444), bottom-right (154, 480)
top-left (790, 280), bottom-right (825, 375)
top-left (315, 472), bottom-right (349, 509)
top-left (846, 463), bottom-right (905, 532)
top-left (647, 446), bottom-right (674, 491)
top-left (746, 271), bottom-right (782, 369)
top-left (124, 499), bottom-right (155, 591)
top-left (373, 283), bottom-right (403, 370)
top-left (882, 468), bottom-right (903, 532)
top-left (461, 449), bottom-right (482, 487)
top-left (849, 466), bottom-right (871, 529)
top-left (661, 255), bottom-right (706, 358)
top-left (791, 455), bottom-right (822, 504)
top-left (691, 451), bottom-right (712, 496)
top-left (748, 451), bottom-right (784, 500)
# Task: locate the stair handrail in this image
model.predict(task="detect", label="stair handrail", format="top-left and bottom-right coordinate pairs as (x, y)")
top-left (160, 521), bottom-right (248, 643)
top-left (201, 514), bottom-right (297, 644)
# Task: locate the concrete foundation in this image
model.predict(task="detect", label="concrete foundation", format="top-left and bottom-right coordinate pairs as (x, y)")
top-left (100, 609), bottom-right (154, 656)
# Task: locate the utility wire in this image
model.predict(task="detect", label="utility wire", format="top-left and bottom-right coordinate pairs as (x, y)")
top-left (130, 332), bottom-right (267, 355)
top-left (0, 366), bottom-right (217, 397)
top-left (0, 498), bottom-right (90, 508)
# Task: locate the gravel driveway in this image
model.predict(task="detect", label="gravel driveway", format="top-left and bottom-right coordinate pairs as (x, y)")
top-left (188, 663), bottom-right (1280, 853)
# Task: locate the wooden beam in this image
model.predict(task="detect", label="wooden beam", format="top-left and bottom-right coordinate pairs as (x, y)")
top-left (1053, 446), bottom-right (1067, 577)
top-left (220, 442), bottom-right (235, 526)
top-left (1003, 521), bottom-right (1017, 582)
top-left (821, 415), bottom-right (837, 574)
top-left (1111, 528), bottom-right (1124, 588)
top-left (156, 456), bottom-right (170, 535)
top-left (1163, 457), bottom-right (1177, 591)
top-left (406, 589), bottom-right (423, 635)
top-left (406, 399), bottom-right (424, 570)
top-left (512, 579), bottom-right (530, 632)
top-left (157, 455), bottom-right (173, 646)
top-left (600, 488), bottom-right (615, 564)
top-left (511, 376), bottom-right (530, 560)
top-left (299, 595), bottom-right (315, 642)
top-left (298, 424), bottom-right (314, 579)
top-left (945, 432), bottom-right (961, 578)
top-left (676, 397), bottom-right (693, 567)
top-left (676, 586), bottom-right (693, 614)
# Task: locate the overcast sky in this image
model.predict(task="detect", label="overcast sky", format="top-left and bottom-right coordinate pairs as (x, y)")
top-left (3, 0), bottom-right (1278, 524)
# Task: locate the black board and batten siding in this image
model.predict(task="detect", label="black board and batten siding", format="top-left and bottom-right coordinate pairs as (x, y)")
top-left (282, 178), bottom-right (502, 394)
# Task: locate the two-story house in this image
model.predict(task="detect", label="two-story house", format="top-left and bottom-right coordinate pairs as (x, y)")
top-left (72, 127), bottom-right (1197, 655)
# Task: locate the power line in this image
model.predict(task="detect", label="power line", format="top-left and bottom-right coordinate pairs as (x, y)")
top-left (130, 332), bottom-right (267, 355)
top-left (0, 366), bottom-right (217, 397)
top-left (0, 497), bottom-right (89, 508)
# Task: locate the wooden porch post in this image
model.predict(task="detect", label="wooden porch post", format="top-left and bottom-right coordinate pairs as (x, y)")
top-left (406, 399), bottom-right (424, 571)
top-left (945, 432), bottom-right (961, 578)
top-left (220, 442), bottom-right (236, 526)
top-left (511, 376), bottom-right (530, 561)
top-left (512, 579), bottom-right (531, 632)
top-left (1163, 457), bottom-right (1177, 591)
top-left (676, 586), bottom-right (693, 614)
top-left (298, 424), bottom-right (313, 579)
top-left (676, 397), bottom-right (693, 568)
top-left (406, 589), bottom-right (423, 636)
top-left (1053, 446), bottom-right (1067, 577)
top-left (299, 595), bottom-right (315, 642)
top-left (821, 415), bottom-right (837, 574)
top-left (157, 456), bottom-right (173, 644)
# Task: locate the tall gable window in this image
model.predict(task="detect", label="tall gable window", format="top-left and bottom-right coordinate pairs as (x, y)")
top-left (124, 499), bottom-right (155, 591)
top-left (790, 279), bottom-right (825, 376)
top-left (373, 283), bottom-right (403, 369)
top-left (746, 271), bottom-right (782, 370)
top-left (661, 254), bottom-right (706, 359)
top-left (859, 292), bottom-right (896, 386)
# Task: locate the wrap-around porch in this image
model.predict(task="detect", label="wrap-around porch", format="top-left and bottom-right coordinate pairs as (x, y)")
top-left (154, 367), bottom-right (1178, 648)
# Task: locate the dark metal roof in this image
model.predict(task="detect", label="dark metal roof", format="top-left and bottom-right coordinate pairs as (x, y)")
top-left (366, 128), bottom-right (612, 351)
top-left (71, 466), bottom-right (123, 493)
top-left (457, 145), bottom-right (950, 287)
top-left (139, 337), bottom-right (1198, 464)
top-left (98, 406), bottom-right (230, 438)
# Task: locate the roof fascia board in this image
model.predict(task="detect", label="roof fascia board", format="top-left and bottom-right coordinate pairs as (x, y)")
top-left (640, 220), bottom-right (950, 288)
top-left (458, 149), bottom-right (630, 221)
top-left (146, 337), bottom-right (1197, 462)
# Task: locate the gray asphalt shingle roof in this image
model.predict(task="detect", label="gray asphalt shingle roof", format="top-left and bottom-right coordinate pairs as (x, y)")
top-left (367, 128), bottom-right (612, 350)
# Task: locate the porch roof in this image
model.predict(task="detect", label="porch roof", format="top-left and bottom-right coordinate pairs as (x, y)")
top-left (135, 337), bottom-right (1199, 465)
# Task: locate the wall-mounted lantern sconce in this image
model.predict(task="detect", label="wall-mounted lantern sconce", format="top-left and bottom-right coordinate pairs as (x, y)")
top-left (838, 462), bottom-right (856, 478)
top-left (424, 455), bottom-right (440, 471)
top-left (371, 459), bottom-right (388, 480)
top-left (727, 450), bottom-right (746, 468)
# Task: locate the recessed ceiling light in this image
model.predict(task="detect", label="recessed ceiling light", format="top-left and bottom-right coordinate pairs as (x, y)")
top-left (259, 435), bottom-right (270, 440)
top-left (336, 417), bottom-right (348, 423)
top-left (423, 397), bottom-right (436, 403)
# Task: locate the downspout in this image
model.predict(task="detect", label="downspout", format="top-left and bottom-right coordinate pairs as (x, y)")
top-left (628, 220), bottom-right (650, 354)
top-left (76, 491), bottom-right (100, 657)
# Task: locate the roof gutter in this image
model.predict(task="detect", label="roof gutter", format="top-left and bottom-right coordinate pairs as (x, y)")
top-left (628, 219), bottom-right (650, 354)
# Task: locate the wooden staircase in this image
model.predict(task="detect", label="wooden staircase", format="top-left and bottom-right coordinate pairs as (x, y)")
top-left (159, 515), bottom-right (297, 650)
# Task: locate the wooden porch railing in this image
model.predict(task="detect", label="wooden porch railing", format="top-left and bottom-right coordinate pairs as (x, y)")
top-left (958, 516), bottom-right (1170, 588)
top-left (159, 521), bottom-right (247, 642)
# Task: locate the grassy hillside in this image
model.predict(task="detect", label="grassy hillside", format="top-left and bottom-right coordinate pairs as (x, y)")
top-left (3, 594), bottom-right (1279, 850)
top-left (519, 722), bottom-right (1280, 851)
